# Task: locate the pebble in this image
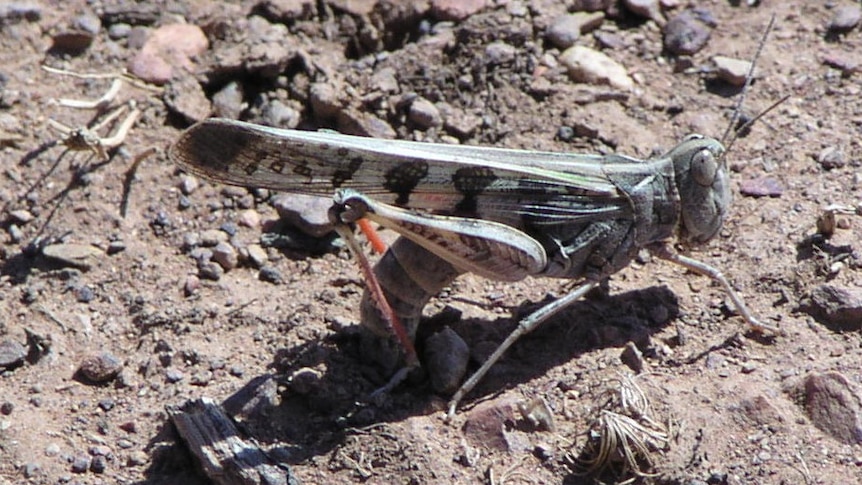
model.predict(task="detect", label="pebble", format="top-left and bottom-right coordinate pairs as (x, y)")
top-left (238, 209), bottom-right (261, 228)
top-left (739, 177), bottom-right (783, 198)
top-left (370, 66), bottom-right (399, 93)
top-left (8, 209), bottom-right (33, 224)
top-left (484, 41), bottom-right (516, 65)
top-left (260, 99), bottom-right (300, 128)
top-left (624, 0), bottom-right (664, 24)
top-left (211, 242), bottom-right (238, 271)
top-left (712, 55), bottom-right (752, 86)
top-left (78, 351), bottom-right (123, 383)
top-left (663, 10), bottom-right (711, 55)
top-left (128, 23), bottom-right (209, 84)
top-left (127, 451), bottom-right (148, 466)
top-left (42, 243), bottom-right (103, 271)
top-left (430, 0), bottom-right (488, 21)
top-left (546, 12), bottom-right (604, 49)
top-left (309, 82), bottom-right (341, 120)
top-left (620, 341), bottom-right (645, 373)
top-left (408, 97), bottom-right (443, 129)
top-left (200, 229), bottom-right (228, 246)
top-left (71, 455), bottom-right (91, 473)
top-left (0, 340), bottom-right (26, 369)
top-left (212, 81), bottom-right (245, 119)
top-left (0, 2), bottom-right (41, 23)
top-left (0, 402), bottom-right (12, 415)
top-left (52, 13), bottom-right (100, 54)
top-left (90, 455), bottom-right (107, 473)
top-left (337, 109), bottom-right (397, 139)
top-left (462, 398), bottom-right (518, 451)
top-left (106, 241), bottom-right (126, 255)
top-left (191, 370), bottom-right (213, 386)
top-left (272, 193), bottom-right (334, 237)
top-left (163, 73), bottom-right (212, 123)
top-left (817, 146), bottom-right (845, 170)
top-left (800, 284), bottom-right (862, 331)
top-left (198, 261), bottom-right (224, 281)
top-left (23, 462), bottom-right (39, 478)
top-left (179, 175), bottom-right (198, 195)
top-left (45, 443), bottom-right (60, 456)
top-left (165, 367), bottom-right (184, 383)
top-left (259, 266), bottom-right (283, 285)
top-left (246, 244), bottom-right (268, 268)
top-left (795, 371), bottom-right (862, 444)
top-left (423, 327), bottom-right (469, 394)
top-left (559, 45), bottom-right (633, 90)
top-left (107, 23), bottom-right (131, 40)
top-left (829, 5), bottom-right (861, 33)
top-left (7, 225), bottom-right (23, 243)
top-left (289, 367), bottom-right (322, 394)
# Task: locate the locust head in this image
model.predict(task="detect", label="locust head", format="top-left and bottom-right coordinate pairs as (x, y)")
top-left (668, 134), bottom-right (731, 245)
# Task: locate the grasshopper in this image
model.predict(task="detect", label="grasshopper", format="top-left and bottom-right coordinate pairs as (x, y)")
top-left (170, 25), bottom-right (781, 420)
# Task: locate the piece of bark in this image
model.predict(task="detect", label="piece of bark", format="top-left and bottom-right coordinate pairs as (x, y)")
top-left (167, 398), bottom-right (300, 485)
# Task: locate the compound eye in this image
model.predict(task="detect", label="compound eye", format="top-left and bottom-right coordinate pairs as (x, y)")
top-left (691, 149), bottom-right (717, 186)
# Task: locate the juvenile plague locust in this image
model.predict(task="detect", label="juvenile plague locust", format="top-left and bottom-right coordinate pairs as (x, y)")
top-left (170, 35), bottom-right (779, 420)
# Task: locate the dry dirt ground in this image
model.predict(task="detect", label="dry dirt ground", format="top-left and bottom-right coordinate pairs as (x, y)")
top-left (1, 1), bottom-right (861, 484)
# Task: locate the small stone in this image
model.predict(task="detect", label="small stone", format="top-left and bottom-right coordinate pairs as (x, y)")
top-left (795, 371), bottom-right (862, 444)
top-left (272, 193), bottom-right (334, 238)
top-left (559, 45), bottom-right (633, 90)
top-left (165, 367), bottom-right (184, 383)
top-left (408, 98), bottom-right (443, 129)
top-left (624, 0), bottom-right (664, 24)
top-left (259, 266), bottom-right (283, 285)
top-left (212, 81), bottom-right (245, 119)
top-left (78, 352), bottom-right (123, 382)
top-left (71, 455), bottom-right (90, 473)
top-left (664, 10), bottom-right (711, 55)
top-left (260, 99), bottom-right (300, 129)
top-left (828, 5), bottom-right (861, 33)
top-left (98, 398), bottom-right (115, 411)
top-left (484, 42), bottom-right (516, 65)
top-left (211, 242), bottom-right (238, 271)
top-left (800, 284), bottom-right (862, 331)
top-left (44, 443), bottom-right (60, 456)
top-left (620, 341), bottom-right (645, 373)
top-left (546, 12), bottom-right (604, 49)
top-left (107, 23), bottom-right (131, 40)
top-left (463, 397), bottom-right (518, 451)
top-left (739, 177), bottom-right (783, 198)
top-left (336, 109), bottom-right (397, 139)
top-left (238, 209), bottom-right (261, 228)
top-left (106, 241), bottom-right (126, 255)
top-left (817, 146), bottom-right (845, 170)
top-left (128, 23), bottom-right (209, 84)
top-left (430, 0), bottom-right (488, 21)
top-left (190, 370), bottom-right (213, 386)
top-left (309, 82), bottom-right (341, 120)
top-left (179, 175), bottom-right (198, 195)
top-left (0, 340), bottom-right (26, 369)
top-left (23, 462), bottom-right (40, 478)
top-left (246, 244), bottom-right (268, 268)
top-left (712, 56), bottom-right (752, 87)
top-left (42, 243), bottom-right (103, 270)
top-left (164, 73), bottom-right (212, 123)
top-left (127, 451), bottom-right (148, 466)
top-left (0, 402), bottom-right (13, 415)
top-left (0, 3), bottom-right (41, 23)
top-left (8, 209), bottom-right (33, 224)
top-left (200, 229), bottom-right (228, 246)
top-left (370, 67), bottom-right (399, 93)
top-left (90, 455), bottom-right (107, 473)
top-left (75, 285), bottom-right (95, 303)
top-left (183, 275), bottom-right (200, 296)
top-left (423, 327), bottom-right (469, 394)
top-left (289, 367), bottom-right (322, 394)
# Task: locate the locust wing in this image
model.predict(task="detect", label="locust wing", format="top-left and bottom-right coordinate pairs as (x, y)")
top-left (170, 118), bottom-right (632, 228)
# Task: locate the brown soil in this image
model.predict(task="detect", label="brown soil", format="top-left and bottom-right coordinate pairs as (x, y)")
top-left (1, 1), bottom-right (861, 484)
